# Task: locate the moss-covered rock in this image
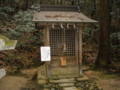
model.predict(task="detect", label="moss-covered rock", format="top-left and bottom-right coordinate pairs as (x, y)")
top-left (0, 35), bottom-right (17, 50)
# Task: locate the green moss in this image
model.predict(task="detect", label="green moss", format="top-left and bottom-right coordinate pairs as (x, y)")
top-left (5, 40), bottom-right (17, 47)
top-left (0, 35), bottom-right (17, 47)
top-left (79, 75), bottom-right (84, 78)
top-left (0, 35), bottom-right (9, 41)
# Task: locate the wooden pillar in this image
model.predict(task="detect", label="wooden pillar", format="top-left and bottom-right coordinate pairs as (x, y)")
top-left (46, 26), bottom-right (49, 46)
top-left (75, 30), bottom-right (79, 65)
top-left (45, 26), bottom-right (51, 76)
top-left (79, 26), bottom-right (83, 75)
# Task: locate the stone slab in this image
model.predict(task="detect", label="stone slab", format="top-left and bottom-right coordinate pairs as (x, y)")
top-left (38, 74), bottom-right (47, 79)
top-left (49, 78), bottom-right (75, 83)
top-left (63, 87), bottom-right (78, 90)
top-left (51, 66), bottom-right (79, 75)
top-left (38, 79), bottom-right (48, 85)
top-left (66, 74), bottom-right (80, 78)
top-left (44, 88), bottom-right (50, 90)
top-left (0, 69), bottom-right (6, 79)
top-left (77, 76), bottom-right (89, 81)
top-left (48, 75), bottom-right (58, 80)
top-left (58, 83), bottom-right (74, 87)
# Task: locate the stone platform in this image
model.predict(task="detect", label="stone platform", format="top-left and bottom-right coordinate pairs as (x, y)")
top-left (37, 65), bottom-right (102, 90)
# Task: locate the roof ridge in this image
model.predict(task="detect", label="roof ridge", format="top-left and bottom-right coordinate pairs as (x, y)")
top-left (40, 5), bottom-right (79, 12)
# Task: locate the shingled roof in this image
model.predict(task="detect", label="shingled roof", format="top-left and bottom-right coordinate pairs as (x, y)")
top-left (33, 5), bottom-right (97, 23)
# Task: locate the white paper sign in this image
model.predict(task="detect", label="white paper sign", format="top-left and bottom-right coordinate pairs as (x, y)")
top-left (41, 47), bottom-right (51, 61)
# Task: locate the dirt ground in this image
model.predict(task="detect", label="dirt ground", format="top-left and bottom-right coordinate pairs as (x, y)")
top-left (0, 68), bottom-right (41, 90)
top-left (84, 70), bottom-right (120, 90)
top-left (0, 68), bottom-right (120, 90)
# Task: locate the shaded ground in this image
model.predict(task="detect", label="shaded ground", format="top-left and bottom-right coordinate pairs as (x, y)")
top-left (0, 68), bottom-right (40, 90)
top-left (84, 70), bottom-right (120, 90)
top-left (0, 76), bottom-right (28, 90)
top-left (0, 67), bottom-right (120, 90)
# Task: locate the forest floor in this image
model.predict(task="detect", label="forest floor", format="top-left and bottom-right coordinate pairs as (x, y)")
top-left (0, 67), bottom-right (120, 90)
top-left (84, 70), bottom-right (120, 90)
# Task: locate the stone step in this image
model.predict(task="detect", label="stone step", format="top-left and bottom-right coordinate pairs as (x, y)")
top-left (38, 79), bottom-right (48, 85)
top-left (58, 83), bottom-right (74, 87)
top-left (57, 74), bottom-right (79, 79)
top-left (44, 88), bottom-right (50, 90)
top-left (63, 87), bottom-right (79, 90)
top-left (51, 66), bottom-right (79, 75)
top-left (49, 78), bottom-right (75, 83)
top-left (77, 76), bottom-right (89, 81)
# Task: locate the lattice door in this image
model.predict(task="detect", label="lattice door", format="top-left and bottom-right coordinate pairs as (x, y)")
top-left (65, 30), bottom-right (76, 56)
top-left (50, 29), bottom-right (76, 56)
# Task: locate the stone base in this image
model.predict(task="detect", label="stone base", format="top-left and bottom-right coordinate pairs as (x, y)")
top-left (37, 66), bottom-right (102, 90)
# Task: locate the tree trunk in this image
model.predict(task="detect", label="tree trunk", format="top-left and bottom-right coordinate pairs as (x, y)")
top-left (91, 0), bottom-right (97, 18)
top-left (60, 0), bottom-right (63, 5)
top-left (95, 0), bottom-right (111, 68)
top-left (25, 0), bottom-right (28, 10)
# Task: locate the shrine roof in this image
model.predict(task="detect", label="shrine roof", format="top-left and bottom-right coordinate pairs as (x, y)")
top-left (33, 5), bottom-right (97, 23)
top-left (33, 11), bottom-right (97, 23)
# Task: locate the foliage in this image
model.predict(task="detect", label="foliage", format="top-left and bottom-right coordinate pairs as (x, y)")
top-left (83, 24), bottom-right (99, 44)
top-left (5, 5), bottom-right (43, 49)
top-left (0, 5), bottom-right (42, 70)
top-left (0, 5), bottom-right (15, 16)
top-left (109, 0), bottom-right (120, 72)
top-left (111, 32), bottom-right (120, 47)
top-left (0, 0), bottom-right (120, 72)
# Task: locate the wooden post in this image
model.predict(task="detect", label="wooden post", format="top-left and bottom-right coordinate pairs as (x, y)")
top-left (78, 26), bottom-right (83, 75)
top-left (75, 29), bottom-right (79, 65)
top-left (45, 25), bottom-right (51, 76)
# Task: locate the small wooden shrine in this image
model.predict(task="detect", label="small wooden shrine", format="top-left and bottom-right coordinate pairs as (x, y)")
top-left (33, 5), bottom-right (97, 75)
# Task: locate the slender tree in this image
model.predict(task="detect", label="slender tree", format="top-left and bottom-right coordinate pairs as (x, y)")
top-left (95, 0), bottom-right (111, 68)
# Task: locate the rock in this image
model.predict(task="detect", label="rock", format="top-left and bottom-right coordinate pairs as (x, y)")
top-left (77, 87), bottom-right (82, 90)
top-left (44, 85), bottom-right (50, 88)
top-left (66, 74), bottom-right (80, 78)
top-left (86, 84), bottom-right (89, 88)
top-left (37, 65), bottom-right (47, 80)
top-left (98, 86), bottom-right (102, 90)
top-left (58, 83), bottom-right (74, 87)
top-left (0, 69), bottom-right (6, 79)
top-left (51, 88), bottom-right (55, 90)
top-left (76, 82), bottom-right (84, 87)
top-left (77, 76), bottom-right (89, 81)
top-left (63, 87), bottom-right (79, 90)
top-left (38, 74), bottom-right (47, 79)
top-left (38, 79), bottom-right (48, 85)
top-left (89, 85), bottom-right (95, 90)
top-left (95, 84), bottom-right (102, 90)
top-left (0, 35), bottom-right (17, 51)
top-left (58, 75), bottom-right (67, 79)
top-left (44, 88), bottom-right (50, 90)
top-left (48, 75), bottom-right (58, 80)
